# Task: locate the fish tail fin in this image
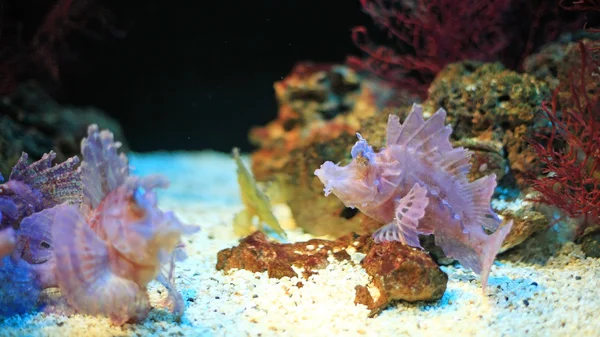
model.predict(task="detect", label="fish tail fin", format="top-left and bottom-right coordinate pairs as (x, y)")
top-left (479, 220), bottom-right (513, 289)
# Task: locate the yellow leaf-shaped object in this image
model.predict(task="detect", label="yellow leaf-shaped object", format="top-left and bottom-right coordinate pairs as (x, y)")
top-left (232, 148), bottom-right (287, 240)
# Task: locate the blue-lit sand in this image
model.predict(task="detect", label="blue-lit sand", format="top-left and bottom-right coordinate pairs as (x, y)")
top-left (0, 151), bottom-right (598, 336)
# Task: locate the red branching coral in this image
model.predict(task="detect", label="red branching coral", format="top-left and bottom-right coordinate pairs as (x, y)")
top-left (349, 0), bottom-right (584, 98)
top-left (0, 0), bottom-right (119, 95)
top-left (528, 42), bottom-right (600, 236)
top-left (560, 0), bottom-right (600, 50)
top-left (348, 0), bottom-right (512, 98)
top-left (560, 0), bottom-right (600, 13)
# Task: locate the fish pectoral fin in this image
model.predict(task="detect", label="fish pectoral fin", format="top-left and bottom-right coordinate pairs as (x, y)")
top-left (372, 183), bottom-right (429, 248)
top-left (372, 222), bottom-right (403, 243)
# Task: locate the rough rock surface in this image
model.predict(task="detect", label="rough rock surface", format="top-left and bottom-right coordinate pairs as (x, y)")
top-left (355, 241), bottom-right (448, 317)
top-left (523, 36), bottom-right (599, 91)
top-left (0, 81), bottom-right (127, 176)
top-left (216, 231), bottom-right (360, 279)
top-left (581, 231), bottom-right (600, 258)
top-left (216, 231), bottom-right (447, 315)
top-left (498, 205), bottom-right (549, 253)
top-left (245, 57), bottom-right (560, 254)
top-left (249, 62), bottom-right (387, 181)
top-left (423, 61), bottom-right (550, 186)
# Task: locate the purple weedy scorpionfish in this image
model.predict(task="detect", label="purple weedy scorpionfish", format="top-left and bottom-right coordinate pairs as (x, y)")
top-left (314, 104), bottom-right (513, 288)
top-left (0, 151), bottom-right (81, 315)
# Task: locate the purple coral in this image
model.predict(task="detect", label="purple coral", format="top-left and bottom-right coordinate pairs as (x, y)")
top-left (315, 104), bottom-right (513, 288)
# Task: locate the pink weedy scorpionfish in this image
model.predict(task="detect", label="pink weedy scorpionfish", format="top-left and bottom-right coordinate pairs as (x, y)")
top-left (315, 104), bottom-right (513, 288)
top-left (44, 125), bottom-right (198, 325)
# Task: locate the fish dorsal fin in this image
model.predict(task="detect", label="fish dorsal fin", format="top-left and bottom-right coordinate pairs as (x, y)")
top-left (80, 124), bottom-right (129, 209)
top-left (431, 147), bottom-right (472, 181)
top-left (386, 105), bottom-right (454, 155)
top-left (9, 151), bottom-right (82, 207)
top-left (466, 174), bottom-right (501, 232)
top-left (386, 104), bottom-right (425, 147)
top-left (405, 109), bottom-right (454, 154)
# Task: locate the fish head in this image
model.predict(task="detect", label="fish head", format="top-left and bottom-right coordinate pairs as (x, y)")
top-left (98, 176), bottom-right (196, 271)
top-left (314, 133), bottom-right (402, 210)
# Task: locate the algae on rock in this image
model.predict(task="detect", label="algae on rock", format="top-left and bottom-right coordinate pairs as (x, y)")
top-left (423, 61), bottom-right (551, 186)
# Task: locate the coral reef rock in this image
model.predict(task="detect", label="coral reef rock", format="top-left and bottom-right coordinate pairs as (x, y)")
top-left (0, 81), bottom-right (127, 176)
top-left (497, 203), bottom-right (549, 253)
top-left (216, 232), bottom-right (447, 316)
top-left (423, 61), bottom-right (550, 186)
top-left (249, 62), bottom-right (408, 181)
top-left (248, 62), bottom-right (419, 237)
top-left (523, 36), bottom-right (599, 90)
top-left (355, 240), bottom-right (448, 317)
top-left (581, 231), bottom-right (600, 258)
top-left (216, 231), bottom-right (361, 279)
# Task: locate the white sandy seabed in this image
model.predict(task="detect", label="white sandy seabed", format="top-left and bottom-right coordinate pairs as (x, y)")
top-left (1, 151), bottom-right (599, 337)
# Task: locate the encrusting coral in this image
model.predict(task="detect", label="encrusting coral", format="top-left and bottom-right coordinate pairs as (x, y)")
top-left (315, 104), bottom-right (513, 288)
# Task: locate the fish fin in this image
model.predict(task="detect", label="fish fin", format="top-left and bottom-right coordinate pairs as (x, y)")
top-left (9, 152), bottom-right (82, 206)
top-left (52, 204), bottom-right (149, 324)
top-left (386, 104), bottom-right (425, 147)
top-left (80, 124), bottom-right (129, 209)
top-left (386, 105), bottom-right (454, 154)
top-left (16, 207), bottom-right (57, 264)
top-left (156, 271), bottom-right (185, 317)
top-left (478, 220), bottom-right (513, 289)
top-left (372, 183), bottom-right (429, 248)
top-left (372, 223), bottom-right (403, 243)
top-left (405, 108), bottom-right (454, 154)
top-left (432, 146), bottom-right (472, 175)
top-left (467, 174), bottom-right (501, 232)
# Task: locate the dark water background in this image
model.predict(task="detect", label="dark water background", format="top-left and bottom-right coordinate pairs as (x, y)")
top-left (55, 0), bottom-right (366, 153)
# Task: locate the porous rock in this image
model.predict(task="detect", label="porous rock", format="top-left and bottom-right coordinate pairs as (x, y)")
top-left (423, 61), bottom-right (550, 186)
top-left (249, 62), bottom-right (383, 181)
top-left (498, 206), bottom-right (549, 253)
top-left (355, 240), bottom-right (448, 317)
top-left (216, 232), bottom-right (448, 316)
top-left (216, 231), bottom-right (362, 279)
top-left (581, 231), bottom-right (600, 258)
